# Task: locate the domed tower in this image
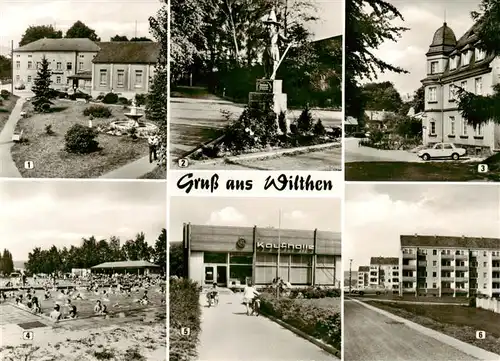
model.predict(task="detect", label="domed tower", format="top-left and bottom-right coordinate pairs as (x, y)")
top-left (426, 22), bottom-right (457, 76)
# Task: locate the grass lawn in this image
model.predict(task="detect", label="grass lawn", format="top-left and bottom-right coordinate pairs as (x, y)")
top-left (345, 161), bottom-right (494, 181)
top-left (11, 100), bottom-right (149, 178)
top-left (356, 294), bottom-right (469, 304)
top-left (140, 165), bottom-right (166, 179)
top-left (0, 94), bottom-right (20, 133)
top-left (366, 300), bottom-right (500, 355)
top-left (171, 86), bottom-right (220, 100)
top-left (295, 297), bottom-right (341, 313)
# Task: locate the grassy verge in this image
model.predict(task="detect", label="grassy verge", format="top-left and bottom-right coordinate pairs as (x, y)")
top-left (260, 294), bottom-right (341, 352)
top-left (366, 300), bottom-right (500, 355)
top-left (0, 93), bottom-right (20, 133)
top-left (169, 278), bottom-right (201, 361)
top-left (139, 165), bottom-right (167, 179)
top-left (345, 161), bottom-right (492, 181)
top-left (171, 86), bottom-right (220, 100)
top-left (355, 294), bottom-right (469, 304)
top-left (11, 100), bottom-right (148, 178)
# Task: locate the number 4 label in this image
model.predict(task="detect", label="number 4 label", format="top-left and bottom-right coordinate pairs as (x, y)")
top-left (476, 330), bottom-right (486, 339)
top-left (22, 331), bottom-right (34, 340)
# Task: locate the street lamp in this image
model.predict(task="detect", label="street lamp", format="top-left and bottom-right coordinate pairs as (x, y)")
top-left (349, 259), bottom-right (353, 294)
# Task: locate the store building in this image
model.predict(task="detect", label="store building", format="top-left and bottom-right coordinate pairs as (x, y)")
top-left (183, 223), bottom-right (341, 288)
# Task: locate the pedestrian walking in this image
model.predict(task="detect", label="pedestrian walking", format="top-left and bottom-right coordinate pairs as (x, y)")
top-left (147, 132), bottom-right (159, 163)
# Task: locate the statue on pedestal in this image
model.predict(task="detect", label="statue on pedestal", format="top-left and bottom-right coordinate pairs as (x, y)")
top-left (263, 9), bottom-right (287, 80)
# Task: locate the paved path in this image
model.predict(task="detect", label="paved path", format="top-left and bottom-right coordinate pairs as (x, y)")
top-left (197, 292), bottom-right (333, 361)
top-left (0, 97), bottom-right (25, 178)
top-left (99, 154), bottom-right (160, 179)
top-left (345, 138), bottom-right (421, 163)
top-left (344, 299), bottom-right (495, 361)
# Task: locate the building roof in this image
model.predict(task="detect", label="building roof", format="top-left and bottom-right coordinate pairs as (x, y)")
top-left (365, 110), bottom-right (395, 122)
top-left (400, 234), bottom-right (500, 250)
top-left (358, 266), bottom-right (369, 272)
top-left (345, 116), bottom-right (358, 125)
top-left (91, 260), bottom-right (159, 269)
top-left (68, 71), bottom-right (92, 80)
top-left (427, 22), bottom-right (457, 55)
top-left (92, 42), bottom-right (160, 64)
top-left (370, 257), bottom-right (398, 265)
top-left (14, 38), bottom-right (100, 52)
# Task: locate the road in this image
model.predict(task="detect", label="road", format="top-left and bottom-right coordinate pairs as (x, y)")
top-left (197, 292), bottom-right (334, 361)
top-left (344, 137), bottom-right (421, 163)
top-left (344, 299), bottom-right (477, 361)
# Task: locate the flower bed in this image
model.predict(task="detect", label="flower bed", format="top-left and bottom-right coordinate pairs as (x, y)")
top-left (260, 293), bottom-right (341, 352)
top-left (169, 277), bottom-right (201, 361)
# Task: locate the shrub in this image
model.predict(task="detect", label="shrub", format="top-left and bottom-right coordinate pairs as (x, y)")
top-left (41, 103), bottom-right (51, 112)
top-left (96, 94), bottom-right (105, 101)
top-left (278, 111), bottom-right (287, 134)
top-left (135, 93), bottom-right (147, 106)
top-left (313, 119), bottom-right (326, 136)
top-left (169, 278), bottom-right (201, 361)
top-left (64, 124), bottom-right (100, 154)
top-left (83, 105), bottom-right (112, 118)
top-left (0, 99), bottom-right (2, 106)
top-left (129, 126), bottom-right (138, 140)
top-left (352, 132), bottom-right (365, 138)
top-left (1, 89), bottom-right (10, 99)
top-left (118, 97), bottom-right (131, 105)
top-left (102, 92), bottom-right (119, 104)
top-left (45, 124), bottom-right (54, 135)
top-left (297, 106), bottom-right (314, 133)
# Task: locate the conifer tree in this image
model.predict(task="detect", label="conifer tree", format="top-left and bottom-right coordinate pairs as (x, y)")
top-left (31, 56), bottom-right (54, 112)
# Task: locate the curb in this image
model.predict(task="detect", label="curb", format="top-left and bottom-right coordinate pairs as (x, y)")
top-left (261, 312), bottom-right (341, 359)
top-left (350, 298), bottom-right (500, 361)
top-left (179, 141), bottom-right (341, 167)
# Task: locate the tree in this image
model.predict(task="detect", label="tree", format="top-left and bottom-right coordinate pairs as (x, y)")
top-left (169, 242), bottom-right (185, 277)
top-left (362, 81), bottom-right (403, 112)
top-left (111, 35), bottom-right (129, 41)
top-left (345, 0), bottom-right (409, 124)
top-left (65, 21), bottom-right (100, 41)
top-left (19, 25), bottom-right (62, 46)
top-left (1, 249), bottom-right (14, 275)
top-left (0, 55), bottom-right (11, 80)
top-left (457, 0), bottom-right (500, 127)
top-left (153, 228), bottom-right (167, 272)
top-left (31, 56), bottom-right (54, 112)
top-left (411, 85), bottom-right (425, 114)
top-left (130, 37), bottom-right (153, 42)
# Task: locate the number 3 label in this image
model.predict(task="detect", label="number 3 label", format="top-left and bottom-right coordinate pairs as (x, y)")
top-left (478, 164), bottom-right (488, 173)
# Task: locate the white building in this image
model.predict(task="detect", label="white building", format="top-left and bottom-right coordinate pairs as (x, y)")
top-left (422, 22), bottom-right (500, 156)
top-left (369, 257), bottom-right (400, 292)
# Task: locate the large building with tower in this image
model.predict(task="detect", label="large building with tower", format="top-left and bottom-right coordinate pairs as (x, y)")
top-left (182, 223), bottom-right (341, 288)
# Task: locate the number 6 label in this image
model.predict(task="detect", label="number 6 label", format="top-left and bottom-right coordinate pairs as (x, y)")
top-left (476, 330), bottom-right (486, 339)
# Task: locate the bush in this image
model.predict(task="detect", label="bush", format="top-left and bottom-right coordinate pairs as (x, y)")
top-left (289, 287), bottom-right (341, 299)
top-left (41, 103), bottom-right (51, 112)
top-left (352, 132), bottom-right (365, 138)
top-left (170, 278), bottom-right (201, 361)
top-left (297, 106), bottom-right (314, 133)
top-left (260, 294), bottom-right (341, 351)
top-left (83, 105), bottom-right (112, 118)
top-left (278, 111), bottom-right (287, 134)
top-left (102, 92), bottom-right (119, 104)
top-left (96, 94), bottom-right (105, 101)
top-left (135, 93), bottom-right (147, 107)
top-left (1, 90), bottom-right (10, 99)
top-left (45, 124), bottom-right (54, 135)
top-left (118, 97), bottom-right (131, 105)
top-left (64, 124), bottom-right (100, 154)
top-left (313, 119), bottom-right (326, 136)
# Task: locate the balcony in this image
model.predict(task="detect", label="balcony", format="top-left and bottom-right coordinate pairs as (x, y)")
top-left (403, 276), bottom-right (416, 282)
top-left (492, 267), bottom-right (500, 272)
top-left (403, 253), bottom-right (417, 259)
top-left (455, 254), bottom-right (468, 260)
top-left (455, 277), bottom-right (468, 282)
top-left (418, 261), bottom-right (427, 267)
top-left (441, 276), bottom-right (453, 282)
top-left (441, 253), bottom-right (454, 259)
top-left (441, 265), bottom-right (454, 271)
top-left (403, 264), bottom-right (416, 270)
top-left (441, 287), bottom-right (454, 294)
top-left (455, 265), bottom-right (468, 271)
top-left (492, 254), bottom-right (500, 260)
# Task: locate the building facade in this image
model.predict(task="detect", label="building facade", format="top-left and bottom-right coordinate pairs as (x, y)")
top-left (400, 234), bottom-right (500, 298)
top-left (369, 257), bottom-right (400, 291)
top-left (183, 224), bottom-right (341, 288)
top-left (422, 22), bottom-right (500, 155)
top-left (13, 38), bottom-right (100, 92)
top-left (91, 42), bottom-right (159, 99)
top-left (357, 266), bottom-right (369, 289)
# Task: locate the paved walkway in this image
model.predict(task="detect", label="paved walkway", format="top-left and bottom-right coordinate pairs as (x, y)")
top-left (196, 292), bottom-right (333, 361)
top-left (0, 97), bottom-right (25, 178)
top-left (99, 154), bottom-right (159, 179)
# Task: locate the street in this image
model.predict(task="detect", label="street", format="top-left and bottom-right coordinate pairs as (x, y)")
top-left (345, 137), bottom-right (421, 163)
top-left (344, 299), bottom-right (477, 361)
top-left (197, 292), bottom-right (334, 361)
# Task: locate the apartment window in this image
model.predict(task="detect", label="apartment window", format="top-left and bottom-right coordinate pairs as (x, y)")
top-left (16, 61), bottom-right (20, 69)
top-left (99, 69), bottom-right (107, 85)
top-left (79, 62), bottom-right (84, 70)
top-left (430, 61), bottom-right (438, 74)
top-left (449, 84), bottom-right (456, 101)
top-left (461, 51), bottom-right (470, 66)
top-left (56, 76), bottom-right (61, 84)
top-left (483, 262), bottom-right (487, 267)
top-left (483, 251), bottom-right (487, 256)
top-left (450, 116), bottom-right (455, 135)
top-left (433, 261), bottom-right (437, 266)
top-left (134, 70), bottom-right (143, 86)
top-left (432, 272), bottom-right (437, 277)
top-left (463, 119), bottom-right (468, 135)
top-left (67, 62), bottom-right (72, 70)
top-left (36, 62), bottom-right (41, 69)
top-left (16, 54), bottom-right (20, 58)
top-left (27, 76), bottom-right (31, 82)
top-left (56, 62), bottom-right (62, 70)
top-left (15, 75), bottom-right (20, 81)
top-left (461, 80), bottom-right (467, 91)
top-left (433, 250), bottom-right (437, 255)
top-left (79, 54), bottom-right (84, 58)
top-left (27, 54), bottom-right (32, 58)
top-left (475, 48), bottom-right (485, 61)
top-left (117, 70), bottom-right (125, 87)
top-left (475, 123), bottom-right (483, 136)
top-left (27, 61), bottom-right (32, 69)
top-left (475, 77), bottom-right (483, 95)
top-left (483, 283), bottom-right (487, 289)
top-left (483, 272), bottom-right (487, 278)
top-left (430, 121), bottom-right (436, 135)
top-left (428, 87), bottom-right (437, 102)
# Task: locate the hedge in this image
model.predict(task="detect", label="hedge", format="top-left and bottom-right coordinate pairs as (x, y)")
top-left (169, 277), bottom-right (201, 361)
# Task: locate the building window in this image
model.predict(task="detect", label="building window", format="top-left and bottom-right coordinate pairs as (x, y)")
top-left (461, 51), bottom-right (470, 66)
top-left (463, 119), bottom-right (468, 135)
top-left (117, 70), bottom-right (125, 87)
top-left (135, 70), bottom-right (143, 87)
top-left (204, 252), bottom-right (227, 264)
top-left (475, 123), bottom-right (483, 136)
top-left (67, 62), bottom-right (72, 70)
top-left (483, 272), bottom-right (487, 278)
top-left (79, 62), bottom-right (84, 70)
top-left (433, 250), bottom-right (437, 255)
top-left (433, 261), bottom-right (437, 266)
top-left (432, 271), bottom-right (437, 277)
top-left (449, 84), bottom-right (456, 101)
top-left (56, 76), bottom-right (61, 84)
top-left (475, 77), bottom-right (483, 95)
top-left (432, 283), bottom-right (437, 288)
top-left (99, 69), bottom-right (107, 85)
top-left (450, 116), bottom-right (455, 135)
top-left (483, 262), bottom-right (487, 267)
top-left (450, 56), bottom-right (457, 70)
top-left (27, 54), bottom-right (32, 58)
top-left (430, 61), bottom-right (438, 74)
top-left (428, 87), bottom-right (437, 102)
top-left (36, 62), bottom-right (41, 69)
top-left (79, 54), bottom-right (84, 58)
top-left (56, 62), bottom-right (62, 70)
top-left (475, 48), bottom-right (485, 61)
top-left (430, 121), bottom-right (436, 135)
top-left (461, 80), bottom-right (467, 91)
top-left (15, 75), bottom-right (20, 81)
top-left (27, 76), bottom-right (31, 82)
top-left (16, 61), bottom-right (20, 69)
top-left (484, 251), bottom-right (487, 256)
top-left (27, 61), bottom-right (32, 69)
top-left (483, 283), bottom-right (487, 289)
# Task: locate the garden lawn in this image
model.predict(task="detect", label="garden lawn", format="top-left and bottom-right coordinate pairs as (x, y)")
top-left (11, 100), bottom-right (149, 178)
top-left (345, 161), bottom-right (494, 181)
top-left (359, 294), bottom-right (468, 304)
top-left (171, 86), bottom-right (221, 100)
top-left (0, 94), bottom-right (20, 133)
top-left (366, 301), bottom-right (500, 355)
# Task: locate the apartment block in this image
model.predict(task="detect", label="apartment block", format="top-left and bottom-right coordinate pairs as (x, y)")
top-left (400, 234), bottom-right (500, 298)
top-left (358, 266), bottom-right (369, 289)
top-left (369, 257), bottom-right (400, 292)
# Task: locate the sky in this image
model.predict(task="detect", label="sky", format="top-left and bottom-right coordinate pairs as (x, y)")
top-left (307, 0), bottom-right (343, 40)
top-left (344, 184), bottom-right (500, 271)
top-left (0, 0), bottom-right (163, 56)
top-left (369, 0), bottom-right (481, 97)
top-left (0, 180), bottom-right (166, 261)
top-left (169, 197), bottom-right (341, 243)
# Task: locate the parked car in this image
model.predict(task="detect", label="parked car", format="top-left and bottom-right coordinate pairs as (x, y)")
top-left (417, 142), bottom-right (466, 161)
top-left (14, 83), bottom-right (25, 90)
top-left (358, 285), bottom-right (387, 296)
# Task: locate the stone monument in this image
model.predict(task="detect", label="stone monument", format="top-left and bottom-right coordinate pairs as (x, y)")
top-left (248, 9), bottom-right (291, 134)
